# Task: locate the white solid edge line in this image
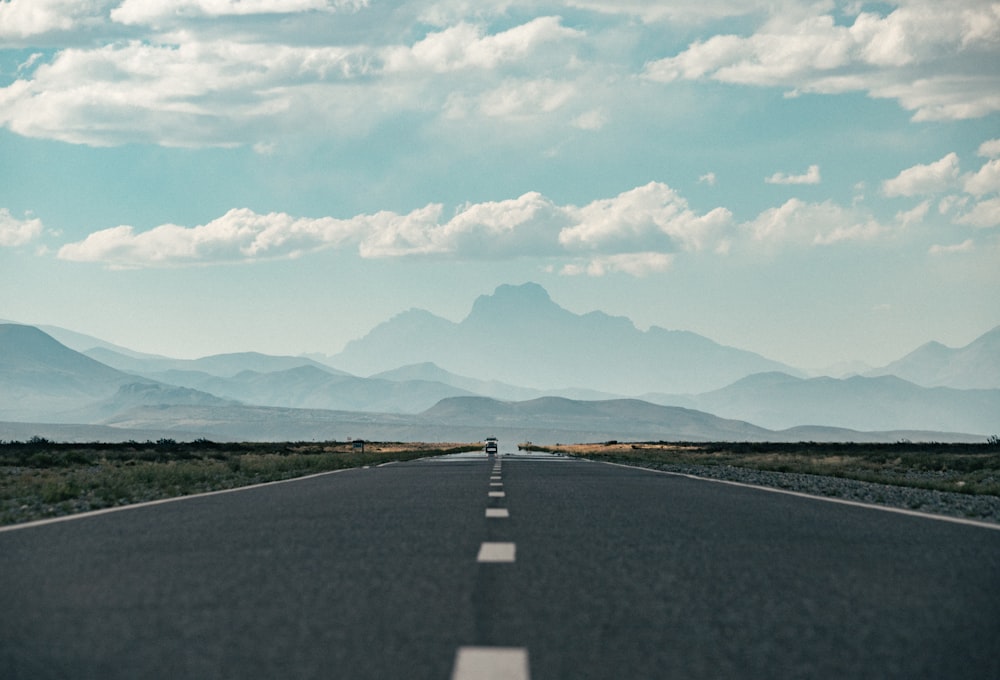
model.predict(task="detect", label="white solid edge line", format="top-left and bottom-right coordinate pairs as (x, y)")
top-left (452, 647), bottom-right (530, 680)
top-left (0, 465), bottom-right (364, 534)
top-left (598, 460), bottom-right (1000, 531)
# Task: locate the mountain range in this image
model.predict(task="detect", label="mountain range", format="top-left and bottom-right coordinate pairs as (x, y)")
top-left (866, 326), bottom-right (1000, 389)
top-left (328, 282), bottom-right (802, 395)
top-left (1, 283), bottom-right (998, 442)
top-left (645, 372), bottom-right (1000, 434)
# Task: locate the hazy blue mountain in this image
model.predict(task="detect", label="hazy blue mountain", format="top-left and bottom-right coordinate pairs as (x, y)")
top-left (332, 282), bottom-right (801, 394)
top-left (371, 362), bottom-right (620, 402)
top-left (84, 347), bottom-right (342, 378)
top-left (644, 371), bottom-right (1000, 435)
top-left (150, 364), bottom-right (473, 413)
top-left (66, 383), bottom-right (234, 422)
top-left (0, 319), bottom-right (169, 360)
top-left (0, 323), bottom-right (151, 420)
top-left (0, 324), bottom-right (227, 423)
top-left (868, 325), bottom-right (1000, 389)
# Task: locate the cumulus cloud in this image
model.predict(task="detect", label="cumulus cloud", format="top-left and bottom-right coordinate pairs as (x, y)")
top-left (765, 164), bottom-right (821, 185)
top-left (0, 209), bottom-right (44, 247)
top-left (0, 40), bottom-right (374, 147)
top-left (979, 138), bottom-right (1000, 158)
top-left (58, 208), bottom-right (361, 266)
top-left (746, 198), bottom-right (887, 246)
top-left (382, 17), bottom-right (579, 73)
top-left (644, 1), bottom-right (1000, 120)
top-left (896, 200), bottom-right (930, 228)
top-left (478, 79), bottom-right (576, 118)
top-left (963, 159), bottom-right (1000, 197)
top-left (0, 15), bottom-right (580, 147)
top-left (888, 147), bottom-right (1000, 229)
top-left (56, 182), bottom-right (738, 270)
top-left (955, 197), bottom-right (1000, 228)
top-left (699, 172), bottom-right (717, 186)
top-left (882, 152), bottom-right (960, 196)
top-left (0, 0), bottom-right (110, 39)
top-left (559, 182), bottom-right (733, 253)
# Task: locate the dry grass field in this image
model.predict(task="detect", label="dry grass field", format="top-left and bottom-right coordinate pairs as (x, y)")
top-left (529, 441), bottom-right (1000, 497)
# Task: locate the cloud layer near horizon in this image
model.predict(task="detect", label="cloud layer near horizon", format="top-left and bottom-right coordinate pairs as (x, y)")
top-left (42, 135), bottom-right (1000, 271)
top-left (56, 182), bottom-right (727, 269)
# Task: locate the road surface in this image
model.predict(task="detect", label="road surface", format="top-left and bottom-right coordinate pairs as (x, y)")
top-left (1, 443), bottom-right (998, 679)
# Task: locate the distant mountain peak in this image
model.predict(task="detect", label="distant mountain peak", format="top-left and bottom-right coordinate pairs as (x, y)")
top-left (466, 282), bottom-right (563, 325)
top-left (494, 281), bottom-right (551, 301)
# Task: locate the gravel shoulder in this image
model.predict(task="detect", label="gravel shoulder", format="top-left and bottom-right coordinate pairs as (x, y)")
top-left (603, 460), bottom-right (1000, 525)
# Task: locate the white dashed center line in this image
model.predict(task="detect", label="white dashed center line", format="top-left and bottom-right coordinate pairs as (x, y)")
top-left (488, 491), bottom-right (505, 498)
top-left (477, 542), bottom-right (516, 563)
top-left (451, 647), bottom-right (530, 680)
top-left (485, 508), bottom-right (509, 518)
top-left (490, 482), bottom-right (503, 487)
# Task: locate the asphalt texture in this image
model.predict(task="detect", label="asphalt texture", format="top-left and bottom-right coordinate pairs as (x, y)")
top-left (1, 448), bottom-right (998, 679)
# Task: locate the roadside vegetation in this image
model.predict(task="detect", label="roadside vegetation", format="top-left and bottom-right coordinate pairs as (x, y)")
top-left (525, 440), bottom-right (1000, 497)
top-left (0, 438), bottom-right (478, 526)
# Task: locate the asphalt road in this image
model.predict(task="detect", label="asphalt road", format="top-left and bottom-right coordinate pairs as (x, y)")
top-left (1, 445), bottom-right (998, 679)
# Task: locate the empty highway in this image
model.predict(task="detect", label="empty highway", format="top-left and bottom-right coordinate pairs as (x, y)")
top-left (1, 443), bottom-right (998, 679)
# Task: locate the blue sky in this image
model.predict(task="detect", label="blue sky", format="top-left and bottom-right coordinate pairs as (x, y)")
top-left (1, 0), bottom-right (998, 372)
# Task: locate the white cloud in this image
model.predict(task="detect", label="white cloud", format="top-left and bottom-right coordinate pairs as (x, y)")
top-left (746, 198), bottom-right (887, 246)
top-left (56, 182), bottom-right (739, 269)
top-left (382, 17), bottom-right (580, 73)
top-left (699, 172), bottom-right (717, 186)
top-left (52, 193), bottom-right (561, 266)
top-left (938, 194), bottom-right (968, 215)
top-left (978, 138), bottom-right (1000, 158)
top-left (896, 200), bottom-right (930, 228)
top-left (955, 197), bottom-right (1000, 228)
top-left (559, 182), bottom-right (733, 254)
top-left (0, 0), bottom-right (109, 39)
top-left (929, 239), bottom-right (974, 255)
top-left (643, 2), bottom-right (1000, 120)
top-left (564, 0), bottom-right (782, 24)
top-left (571, 108), bottom-right (609, 130)
top-left (765, 164), bottom-right (821, 185)
top-left (0, 209), bottom-right (44, 247)
top-left (963, 158), bottom-right (1000, 197)
top-left (58, 176), bottom-right (936, 270)
top-left (0, 14), bottom-right (583, 148)
top-left (882, 152), bottom-right (960, 197)
top-left (58, 208), bottom-right (361, 266)
top-left (560, 252), bottom-right (673, 277)
top-left (110, 0), bottom-right (361, 26)
top-left (359, 192), bottom-right (570, 259)
top-left (476, 79), bottom-right (576, 118)
top-left (0, 39), bottom-right (375, 147)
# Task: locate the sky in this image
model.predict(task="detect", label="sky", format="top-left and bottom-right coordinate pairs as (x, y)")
top-left (1, 0), bottom-right (999, 373)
